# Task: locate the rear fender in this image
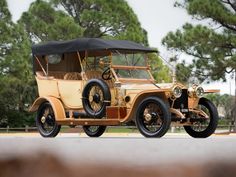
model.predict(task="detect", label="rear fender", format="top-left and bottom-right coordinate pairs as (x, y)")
top-left (29, 96), bottom-right (65, 121)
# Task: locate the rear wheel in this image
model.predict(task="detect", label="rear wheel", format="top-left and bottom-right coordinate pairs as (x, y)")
top-left (136, 97), bottom-right (171, 137)
top-left (184, 98), bottom-right (218, 138)
top-left (82, 79), bottom-right (111, 118)
top-left (36, 102), bottom-right (61, 137)
top-left (82, 126), bottom-right (106, 137)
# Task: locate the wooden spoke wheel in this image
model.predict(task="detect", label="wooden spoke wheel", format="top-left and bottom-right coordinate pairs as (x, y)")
top-left (36, 102), bottom-right (61, 137)
top-left (136, 97), bottom-right (171, 137)
top-left (82, 79), bottom-right (111, 118)
top-left (184, 98), bottom-right (218, 138)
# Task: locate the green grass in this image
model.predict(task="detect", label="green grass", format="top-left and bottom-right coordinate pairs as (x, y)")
top-left (106, 127), bottom-right (138, 133)
top-left (0, 120), bottom-right (233, 134)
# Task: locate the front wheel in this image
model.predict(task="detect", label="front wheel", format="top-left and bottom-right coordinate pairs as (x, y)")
top-left (184, 98), bottom-right (218, 138)
top-left (136, 97), bottom-right (171, 137)
top-left (36, 102), bottom-right (61, 137)
top-left (82, 125), bottom-right (106, 137)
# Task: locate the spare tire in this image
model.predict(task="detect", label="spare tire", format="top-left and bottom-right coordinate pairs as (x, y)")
top-left (82, 79), bottom-right (111, 118)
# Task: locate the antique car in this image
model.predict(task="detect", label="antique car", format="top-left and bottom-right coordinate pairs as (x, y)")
top-left (29, 38), bottom-right (219, 138)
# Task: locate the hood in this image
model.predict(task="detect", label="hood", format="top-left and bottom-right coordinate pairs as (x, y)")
top-left (120, 83), bottom-right (177, 90)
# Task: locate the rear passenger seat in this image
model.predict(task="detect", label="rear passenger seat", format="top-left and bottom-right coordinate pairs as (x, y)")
top-left (35, 71), bottom-right (113, 87)
top-left (64, 72), bottom-right (82, 80)
top-left (49, 71), bottom-right (66, 79)
top-left (36, 71), bottom-right (66, 79)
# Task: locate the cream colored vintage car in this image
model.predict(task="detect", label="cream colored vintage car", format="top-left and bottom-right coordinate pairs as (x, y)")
top-left (29, 38), bottom-right (219, 138)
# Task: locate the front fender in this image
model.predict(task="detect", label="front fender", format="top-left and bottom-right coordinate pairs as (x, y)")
top-left (29, 96), bottom-right (66, 121)
top-left (122, 89), bottom-right (169, 123)
top-left (204, 89), bottom-right (220, 93)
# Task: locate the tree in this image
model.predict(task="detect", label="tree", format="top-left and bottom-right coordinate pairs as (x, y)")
top-left (206, 93), bottom-right (234, 118)
top-left (51, 0), bottom-right (148, 45)
top-left (20, 0), bottom-right (170, 82)
top-left (148, 53), bottom-right (171, 83)
top-left (0, 0), bottom-right (14, 64)
top-left (162, 0), bottom-right (236, 130)
top-left (0, 0), bottom-right (36, 127)
top-left (206, 94), bottom-right (234, 131)
top-left (19, 0), bottom-right (83, 42)
top-left (0, 0), bottom-right (14, 126)
top-left (20, 0), bottom-right (148, 45)
top-left (0, 23), bottom-right (36, 127)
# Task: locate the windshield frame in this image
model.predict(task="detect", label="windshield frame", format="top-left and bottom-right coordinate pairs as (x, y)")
top-left (110, 51), bottom-right (155, 82)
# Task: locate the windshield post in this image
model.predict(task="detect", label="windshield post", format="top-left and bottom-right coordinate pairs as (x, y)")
top-left (77, 51), bottom-right (86, 80)
top-left (109, 52), bottom-right (112, 68)
top-left (45, 56), bottom-right (49, 77)
top-left (34, 55), bottom-right (47, 76)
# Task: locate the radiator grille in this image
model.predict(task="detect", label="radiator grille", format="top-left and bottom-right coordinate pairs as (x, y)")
top-left (169, 89), bottom-right (188, 112)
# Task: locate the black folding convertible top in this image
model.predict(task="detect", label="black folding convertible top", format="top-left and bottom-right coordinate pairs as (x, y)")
top-left (32, 38), bottom-right (157, 55)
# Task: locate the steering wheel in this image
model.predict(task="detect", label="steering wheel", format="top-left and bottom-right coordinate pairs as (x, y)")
top-left (102, 67), bottom-right (112, 80)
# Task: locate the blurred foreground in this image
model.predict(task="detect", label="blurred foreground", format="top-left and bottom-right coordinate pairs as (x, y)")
top-left (0, 134), bottom-right (236, 177)
top-left (0, 154), bottom-right (235, 177)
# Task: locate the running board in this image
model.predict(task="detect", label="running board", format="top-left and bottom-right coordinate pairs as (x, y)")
top-left (57, 118), bottom-right (120, 126)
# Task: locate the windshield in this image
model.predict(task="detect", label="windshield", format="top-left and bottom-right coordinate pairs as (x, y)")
top-left (112, 52), bottom-right (152, 80)
top-left (112, 52), bottom-right (147, 66)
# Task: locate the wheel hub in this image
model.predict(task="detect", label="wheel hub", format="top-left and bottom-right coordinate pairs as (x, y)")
top-left (151, 112), bottom-right (158, 119)
top-left (41, 114), bottom-right (54, 126)
top-left (93, 93), bottom-right (101, 103)
top-left (144, 113), bottom-right (152, 121)
top-left (46, 115), bottom-right (55, 126)
top-left (41, 116), bottom-right (46, 123)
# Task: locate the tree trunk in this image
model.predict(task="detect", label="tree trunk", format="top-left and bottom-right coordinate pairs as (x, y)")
top-left (234, 70), bottom-right (236, 132)
top-left (230, 70), bottom-right (236, 133)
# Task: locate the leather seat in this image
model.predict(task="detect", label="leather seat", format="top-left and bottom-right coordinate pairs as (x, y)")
top-left (64, 72), bottom-right (82, 80)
